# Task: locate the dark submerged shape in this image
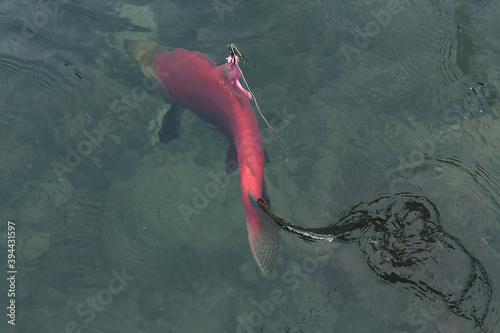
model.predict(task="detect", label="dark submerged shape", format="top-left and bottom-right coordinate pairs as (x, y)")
top-left (267, 193), bottom-right (495, 330)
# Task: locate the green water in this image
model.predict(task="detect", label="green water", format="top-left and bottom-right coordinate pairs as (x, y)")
top-left (1, 0), bottom-right (500, 332)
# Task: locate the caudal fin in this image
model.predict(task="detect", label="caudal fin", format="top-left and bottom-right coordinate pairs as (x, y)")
top-left (247, 193), bottom-right (280, 278)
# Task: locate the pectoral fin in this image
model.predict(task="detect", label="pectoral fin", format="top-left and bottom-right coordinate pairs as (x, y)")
top-left (225, 143), bottom-right (238, 174)
top-left (264, 150), bottom-right (270, 163)
top-left (157, 100), bottom-right (185, 143)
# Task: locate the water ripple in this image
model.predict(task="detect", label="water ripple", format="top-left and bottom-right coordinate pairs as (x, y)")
top-left (276, 193), bottom-right (497, 331)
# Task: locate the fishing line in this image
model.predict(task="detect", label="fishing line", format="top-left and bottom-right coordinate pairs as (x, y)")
top-left (229, 44), bottom-right (295, 158)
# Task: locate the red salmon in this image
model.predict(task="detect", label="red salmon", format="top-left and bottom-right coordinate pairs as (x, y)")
top-left (125, 40), bottom-right (280, 278)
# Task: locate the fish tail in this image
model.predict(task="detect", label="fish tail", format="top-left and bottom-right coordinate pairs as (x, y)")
top-left (247, 193), bottom-right (280, 279)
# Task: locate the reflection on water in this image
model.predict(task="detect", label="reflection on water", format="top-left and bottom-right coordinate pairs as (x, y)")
top-left (276, 193), bottom-right (496, 331)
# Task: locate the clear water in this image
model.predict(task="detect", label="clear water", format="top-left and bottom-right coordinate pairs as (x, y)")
top-left (1, 0), bottom-right (500, 332)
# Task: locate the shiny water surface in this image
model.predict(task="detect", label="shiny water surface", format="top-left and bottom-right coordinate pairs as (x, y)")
top-left (1, 0), bottom-right (500, 332)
